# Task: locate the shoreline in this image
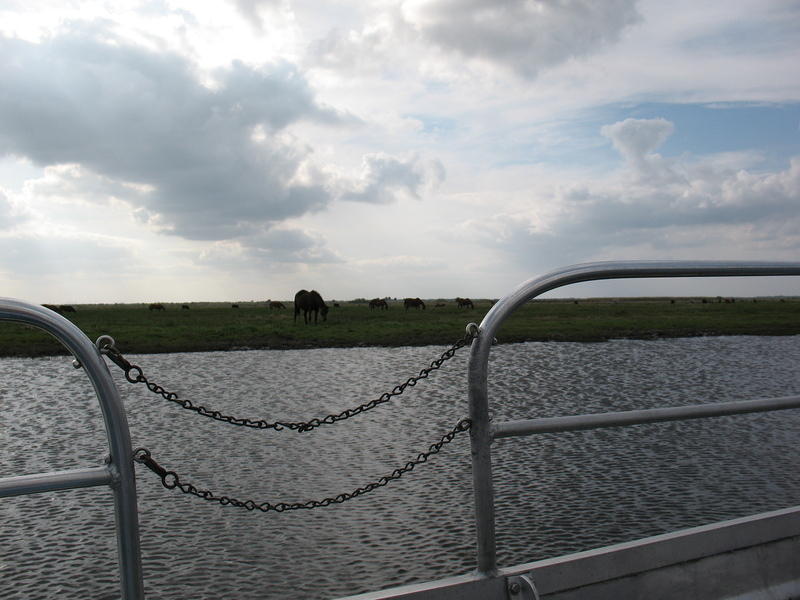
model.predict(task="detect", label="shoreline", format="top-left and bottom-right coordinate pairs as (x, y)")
top-left (3, 329), bottom-right (798, 359)
top-left (2, 297), bottom-right (798, 358)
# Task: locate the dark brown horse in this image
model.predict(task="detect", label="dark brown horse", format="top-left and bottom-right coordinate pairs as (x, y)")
top-left (294, 289), bottom-right (329, 324)
top-left (404, 297), bottom-right (425, 310)
top-left (456, 297), bottom-right (474, 309)
top-left (369, 298), bottom-right (388, 310)
top-left (268, 300), bottom-right (286, 309)
top-left (148, 303), bottom-right (165, 311)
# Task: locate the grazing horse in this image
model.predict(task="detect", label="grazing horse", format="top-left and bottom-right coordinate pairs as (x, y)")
top-left (369, 298), bottom-right (389, 310)
top-left (456, 297), bottom-right (474, 309)
top-left (404, 297), bottom-right (425, 310)
top-left (294, 289), bottom-right (329, 324)
top-left (181, 304), bottom-right (190, 310)
top-left (268, 300), bottom-right (286, 309)
top-left (149, 303), bottom-right (165, 311)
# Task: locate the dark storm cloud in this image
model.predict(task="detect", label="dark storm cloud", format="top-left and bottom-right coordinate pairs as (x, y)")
top-left (0, 27), bottom-right (344, 240)
top-left (410, 0), bottom-right (641, 78)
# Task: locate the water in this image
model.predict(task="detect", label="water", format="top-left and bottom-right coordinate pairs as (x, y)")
top-left (1, 336), bottom-right (800, 599)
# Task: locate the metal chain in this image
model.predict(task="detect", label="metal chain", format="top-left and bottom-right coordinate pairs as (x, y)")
top-left (98, 325), bottom-right (478, 433)
top-left (133, 418), bottom-right (471, 512)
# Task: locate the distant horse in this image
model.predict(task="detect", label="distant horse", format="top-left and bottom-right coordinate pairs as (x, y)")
top-left (149, 303), bottom-right (165, 311)
top-left (404, 297), bottom-right (425, 310)
top-left (181, 304), bottom-right (190, 310)
top-left (231, 304), bottom-right (239, 309)
top-left (268, 300), bottom-right (286, 309)
top-left (456, 297), bottom-right (474, 309)
top-left (369, 298), bottom-right (389, 310)
top-left (294, 289), bottom-right (329, 324)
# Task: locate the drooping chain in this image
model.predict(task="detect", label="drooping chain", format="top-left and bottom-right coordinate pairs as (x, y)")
top-left (98, 325), bottom-right (478, 433)
top-left (133, 418), bottom-right (471, 512)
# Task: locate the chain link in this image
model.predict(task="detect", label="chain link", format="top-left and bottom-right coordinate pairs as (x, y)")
top-left (99, 330), bottom-right (476, 433)
top-left (133, 418), bottom-right (471, 512)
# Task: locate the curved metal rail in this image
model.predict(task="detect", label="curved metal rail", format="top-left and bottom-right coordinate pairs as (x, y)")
top-left (467, 260), bottom-right (800, 575)
top-left (0, 299), bottom-right (144, 599)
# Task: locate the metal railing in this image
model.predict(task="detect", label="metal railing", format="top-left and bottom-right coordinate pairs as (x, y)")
top-left (0, 299), bottom-right (144, 599)
top-left (467, 260), bottom-right (800, 576)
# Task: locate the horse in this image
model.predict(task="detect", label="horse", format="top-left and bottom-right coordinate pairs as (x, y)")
top-left (456, 297), bottom-right (474, 309)
top-left (268, 300), bottom-right (286, 309)
top-left (148, 303), bottom-right (165, 311)
top-left (181, 304), bottom-right (190, 310)
top-left (369, 298), bottom-right (388, 310)
top-left (404, 297), bottom-right (425, 310)
top-left (294, 289), bottom-right (329, 324)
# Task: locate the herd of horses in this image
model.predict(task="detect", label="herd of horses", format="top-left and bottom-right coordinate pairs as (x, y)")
top-left (290, 293), bottom-right (477, 323)
top-left (42, 294), bottom-right (475, 325)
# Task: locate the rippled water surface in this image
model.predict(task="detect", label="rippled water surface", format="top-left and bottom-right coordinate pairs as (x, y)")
top-left (2, 336), bottom-right (800, 599)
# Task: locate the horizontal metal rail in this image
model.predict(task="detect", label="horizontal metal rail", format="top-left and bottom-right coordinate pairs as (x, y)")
top-left (0, 466), bottom-right (114, 498)
top-left (468, 260), bottom-right (800, 576)
top-left (493, 394), bottom-right (800, 439)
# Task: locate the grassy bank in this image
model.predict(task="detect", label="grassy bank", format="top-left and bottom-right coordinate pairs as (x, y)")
top-left (2, 297), bottom-right (800, 357)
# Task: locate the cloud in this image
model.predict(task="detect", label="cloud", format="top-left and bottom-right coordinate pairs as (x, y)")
top-left (0, 27), bottom-right (344, 241)
top-left (232, 0), bottom-right (283, 32)
top-left (0, 189), bottom-right (27, 230)
top-left (196, 225), bottom-right (341, 271)
top-left (25, 164), bottom-right (154, 205)
top-left (240, 226), bottom-right (342, 263)
top-left (461, 118), bottom-right (800, 267)
top-left (340, 153), bottom-right (445, 204)
top-left (601, 117), bottom-right (674, 165)
top-left (401, 0), bottom-right (641, 79)
top-left (305, 0), bottom-right (640, 80)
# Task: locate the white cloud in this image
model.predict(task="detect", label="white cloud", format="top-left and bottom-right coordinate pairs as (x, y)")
top-left (340, 153), bottom-right (445, 204)
top-left (0, 188), bottom-right (28, 230)
top-left (402, 0), bottom-right (641, 79)
top-left (601, 118), bottom-right (675, 168)
top-left (0, 27), bottom-right (344, 241)
top-left (458, 119), bottom-right (800, 272)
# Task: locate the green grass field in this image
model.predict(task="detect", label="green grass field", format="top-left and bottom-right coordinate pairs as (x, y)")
top-left (2, 297), bottom-right (800, 357)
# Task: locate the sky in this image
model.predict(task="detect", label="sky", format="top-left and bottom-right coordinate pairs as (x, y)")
top-left (0, 0), bottom-right (799, 303)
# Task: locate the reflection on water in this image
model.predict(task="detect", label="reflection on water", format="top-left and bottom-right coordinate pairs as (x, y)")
top-left (1, 336), bottom-right (800, 599)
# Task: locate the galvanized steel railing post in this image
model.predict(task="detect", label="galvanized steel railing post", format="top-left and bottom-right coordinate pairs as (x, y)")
top-left (468, 327), bottom-right (498, 575)
top-left (0, 299), bottom-right (144, 600)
